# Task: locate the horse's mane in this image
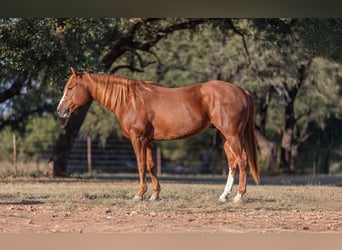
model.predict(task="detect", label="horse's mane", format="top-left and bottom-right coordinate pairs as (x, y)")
top-left (87, 73), bottom-right (139, 110)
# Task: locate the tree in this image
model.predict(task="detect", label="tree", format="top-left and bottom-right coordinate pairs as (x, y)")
top-left (295, 58), bottom-right (342, 174)
top-left (250, 19), bottom-right (342, 174)
top-left (107, 18), bottom-right (342, 175)
top-left (2, 18), bottom-right (342, 176)
top-left (1, 18), bottom-right (116, 175)
top-left (0, 18), bottom-right (114, 126)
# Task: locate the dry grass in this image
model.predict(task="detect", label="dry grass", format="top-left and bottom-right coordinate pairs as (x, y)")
top-left (1, 178), bottom-right (341, 213)
top-left (0, 177), bottom-right (341, 233)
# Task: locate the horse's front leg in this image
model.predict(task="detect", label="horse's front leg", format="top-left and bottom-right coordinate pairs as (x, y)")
top-left (147, 145), bottom-right (160, 201)
top-left (131, 136), bottom-right (148, 201)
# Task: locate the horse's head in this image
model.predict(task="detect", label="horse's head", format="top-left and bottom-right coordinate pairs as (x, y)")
top-left (57, 67), bottom-right (92, 119)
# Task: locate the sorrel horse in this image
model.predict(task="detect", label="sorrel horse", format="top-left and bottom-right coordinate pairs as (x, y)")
top-left (57, 68), bottom-right (259, 203)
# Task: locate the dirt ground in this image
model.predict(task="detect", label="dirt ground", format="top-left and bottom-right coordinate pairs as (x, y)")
top-left (0, 178), bottom-right (341, 233)
top-left (1, 203), bottom-right (341, 233)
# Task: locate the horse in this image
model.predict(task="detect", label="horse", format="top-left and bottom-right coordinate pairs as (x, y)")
top-left (57, 68), bottom-right (259, 203)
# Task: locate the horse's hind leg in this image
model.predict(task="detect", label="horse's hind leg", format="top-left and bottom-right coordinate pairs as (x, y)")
top-left (146, 145), bottom-right (160, 201)
top-left (219, 139), bottom-right (237, 202)
top-left (219, 165), bottom-right (236, 202)
top-left (220, 136), bottom-right (247, 203)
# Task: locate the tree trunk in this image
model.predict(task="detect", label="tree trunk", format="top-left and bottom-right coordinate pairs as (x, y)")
top-left (280, 101), bottom-right (295, 173)
top-left (255, 130), bottom-right (278, 175)
top-left (258, 86), bottom-right (273, 135)
top-left (48, 103), bottom-right (91, 177)
top-left (198, 147), bottom-right (214, 174)
top-left (198, 131), bottom-right (219, 174)
top-left (279, 63), bottom-right (311, 174)
top-left (314, 146), bottom-right (330, 175)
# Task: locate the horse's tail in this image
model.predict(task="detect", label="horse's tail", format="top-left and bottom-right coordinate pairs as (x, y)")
top-left (243, 91), bottom-right (259, 184)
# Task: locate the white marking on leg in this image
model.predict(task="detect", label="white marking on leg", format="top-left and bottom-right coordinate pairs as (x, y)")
top-left (219, 168), bottom-right (234, 202)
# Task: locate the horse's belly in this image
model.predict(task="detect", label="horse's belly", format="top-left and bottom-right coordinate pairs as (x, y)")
top-left (148, 89), bottom-right (210, 140)
top-left (152, 117), bottom-right (211, 140)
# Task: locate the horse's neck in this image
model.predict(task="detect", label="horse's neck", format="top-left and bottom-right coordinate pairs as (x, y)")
top-left (87, 74), bottom-right (136, 113)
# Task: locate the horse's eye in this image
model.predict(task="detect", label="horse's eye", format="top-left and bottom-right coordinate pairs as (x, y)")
top-left (67, 83), bottom-right (79, 91)
top-left (67, 85), bottom-right (75, 91)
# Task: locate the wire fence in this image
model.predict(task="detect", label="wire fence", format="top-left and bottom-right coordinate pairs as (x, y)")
top-left (2, 133), bottom-right (227, 176)
top-left (68, 136), bottom-right (138, 174)
top-left (3, 133), bottom-right (342, 177)
top-left (67, 135), bottom-right (226, 175)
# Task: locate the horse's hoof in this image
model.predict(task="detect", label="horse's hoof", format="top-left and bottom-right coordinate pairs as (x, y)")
top-left (233, 197), bottom-right (243, 204)
top-left (133, 195), bottom-right (143, 201)
top-left (232, 193), bottom-right (243, 204)
top-left (149, 195), bottom-right (159, 201)
top-left (218, 196), bottom-right (227, 202)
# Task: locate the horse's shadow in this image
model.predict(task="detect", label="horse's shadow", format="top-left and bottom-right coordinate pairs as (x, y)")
top-left (0, 200), bottom-right (44, 206)
top-left (0, 195), bottom-right (44, 206)
top-left (244, 198), bottom-right (277, 204)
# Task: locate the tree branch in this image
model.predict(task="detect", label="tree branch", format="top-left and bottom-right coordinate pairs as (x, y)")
top-left (0, 102), bottom-right (55, 130)
top-left (110, 65), bottom-right (143, 73)
top-left (110, 61), bottom-right (156, 74)
top-left (137, 19), bottom-right (209, 51)
top-left (294, 133), bottom-right (311, 148)
top-left (0, 79), bottom-right (24, 103)
top-left (102, 18), bottom-right (209, 71)
top-left (226, 19), bottom-right (251, 65)
top-left (295, 110), bottom-right (311, 123)
top-left (102, 18), bottom-right (159, 70)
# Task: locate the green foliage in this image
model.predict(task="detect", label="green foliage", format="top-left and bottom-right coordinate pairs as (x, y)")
top-left (297, 57), bottom-right (342, 130)
top-left (297, 19), bottom-right (342, 62)
top-left (0, 18), bottom-right (117, 161)
top-left (19, 114), bottom-right (59, 157)
top-left (0, 114), bottom-right (59, 162)
top-left (1, 18), bottom-right (342, 174)
top-left (79, 102), bottom-right (122, 146)
top-left (92, 19), bottom-right (342, 174)
top-left (0, 126), bottom-right (14, 161)
top-left (0, 18), bottom-right (115, 126)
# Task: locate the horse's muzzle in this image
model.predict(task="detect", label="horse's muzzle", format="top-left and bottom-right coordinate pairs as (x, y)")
top-left (57, 107), bottom-right (71, 119)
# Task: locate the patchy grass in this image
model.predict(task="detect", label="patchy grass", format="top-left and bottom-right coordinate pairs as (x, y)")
top-left (0, 178), bottom-right (341, 214)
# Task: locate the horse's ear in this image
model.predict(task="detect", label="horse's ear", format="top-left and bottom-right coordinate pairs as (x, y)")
top-left (70, 67), bottom-right (77, 76)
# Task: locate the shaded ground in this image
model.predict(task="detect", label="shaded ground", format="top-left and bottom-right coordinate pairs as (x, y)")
top-left (0, 176), bottom-right (341, 233)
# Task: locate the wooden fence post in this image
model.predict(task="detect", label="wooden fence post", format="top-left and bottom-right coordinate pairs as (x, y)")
top-left (12, 134), bottom-right (17, 175)
top-left (87, 135), bottom-right (92, 176)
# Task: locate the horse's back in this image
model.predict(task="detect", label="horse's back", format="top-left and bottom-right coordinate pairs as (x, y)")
top-left (201, 80), bottom-right (246, 95)
top-left (144, 80), bottom-right (249, 119)
top-left (200, 80), bottom-right (249, 109)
